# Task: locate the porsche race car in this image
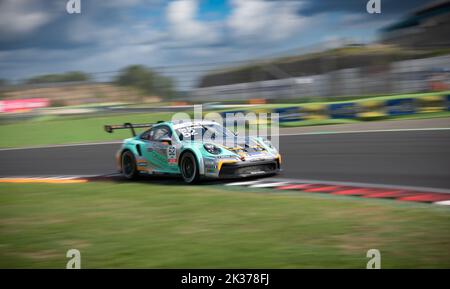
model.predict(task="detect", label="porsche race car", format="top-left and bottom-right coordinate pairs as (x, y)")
top-left (104, 120), bottom-right (281, 183)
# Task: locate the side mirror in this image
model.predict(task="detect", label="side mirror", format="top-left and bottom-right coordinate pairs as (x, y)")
top-left (158, 136), bottom-right (172, 145)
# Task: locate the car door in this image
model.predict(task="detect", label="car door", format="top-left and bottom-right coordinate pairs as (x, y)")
top-left (142, 125), bottom-right (178, 173)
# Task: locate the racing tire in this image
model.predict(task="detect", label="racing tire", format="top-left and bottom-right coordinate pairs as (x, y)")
top-left (121, 150), bottom-right (139, 180)
top-left (180, 151), bottom-right (200, 184)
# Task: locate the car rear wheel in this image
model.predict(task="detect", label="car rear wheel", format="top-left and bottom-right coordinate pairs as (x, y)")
top-left (180, 152), bottom-right (199, 184)
top-left (121, 151), bottom-right (139, 179)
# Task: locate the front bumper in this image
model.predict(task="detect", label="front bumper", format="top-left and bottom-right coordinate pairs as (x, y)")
top-left (218, 159), bottom-right (281, 178)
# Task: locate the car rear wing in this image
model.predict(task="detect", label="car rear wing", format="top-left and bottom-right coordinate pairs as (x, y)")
top-left (104, 122), bottom-right (154, 136)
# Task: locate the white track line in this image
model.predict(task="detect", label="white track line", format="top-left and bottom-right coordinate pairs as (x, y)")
top-left (0, 141), bottom-right (122, 152)
top-left (434, 200), bottom-right (450, 206)
top-left (0, 176), bottom-right (77, 180)
top-left (0, 175), bottom-right (100, 179)
top-left (226, 180), bottom-right (263, 186)
top-left (278, 127), bottom-right (450, 137)
top-left (250, 182), bottom-right (289, 188)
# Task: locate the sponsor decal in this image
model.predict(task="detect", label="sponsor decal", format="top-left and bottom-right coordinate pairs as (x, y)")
top-left (205, 167), bottom-right (217, 174)
top-left (178, 127), bottom-right (200, 138)
top-left (203, 158), bottom-right (216, 166)
top-left (203, 158), bottom-right (218, 173)
top-left (215, 155), bottom-right (237, 159)
top-left (136, 159), bottom-right (148, 171)
top-left (167, 145), bottom-right (177, 164)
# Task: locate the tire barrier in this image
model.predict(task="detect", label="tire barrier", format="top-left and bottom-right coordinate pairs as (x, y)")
top-left (303, 104), bottom-right (328, 120)
top-left (273, 107), bottom-right (304, 122)
top-left (418, 95), bottom-right (445, 113)
top-left (328, 103), bottom-right (358, 119)
top-left (219, 94), bottom-right (449, 124)
top-left (386, 98), bottom-right (416, 116)
top-left (447, 94), bottom-right (450, 111)
top-left (357, 100), bottom-right (386, 120)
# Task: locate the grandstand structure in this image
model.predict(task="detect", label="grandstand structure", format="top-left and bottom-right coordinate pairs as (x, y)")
top-left (380, 0), bottom-right (450, 49)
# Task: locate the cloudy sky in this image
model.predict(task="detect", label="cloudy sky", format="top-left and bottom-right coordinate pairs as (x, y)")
top-left (0, 0), bottom-right (435, 88)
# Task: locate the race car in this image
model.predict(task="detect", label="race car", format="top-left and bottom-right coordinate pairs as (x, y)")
top-left (104, 120), bottom-right (281, 183)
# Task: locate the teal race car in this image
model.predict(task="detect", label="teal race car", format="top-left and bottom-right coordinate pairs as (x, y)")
top-left (104, 120), bottom-right (281, 183)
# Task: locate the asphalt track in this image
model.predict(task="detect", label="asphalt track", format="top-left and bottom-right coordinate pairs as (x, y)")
top-left (1, 129), bottom-right (450, 189)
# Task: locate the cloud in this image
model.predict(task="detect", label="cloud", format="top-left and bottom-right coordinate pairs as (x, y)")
top-left (338, 12), bottom-right (394, 29)
top-left (166, 0), bottom-right (221, 44)
top-left (102, 0), bottom-right (145, 7)
top-left (0, 0), bottom-right (436, 85)
top-left (0, 0), bottom-right (54, 39)
top-left (227, 0), bottom-right (308, 43)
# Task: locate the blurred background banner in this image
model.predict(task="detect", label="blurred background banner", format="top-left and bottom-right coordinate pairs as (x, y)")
top-left (0, 98), bottom-right (49, 113)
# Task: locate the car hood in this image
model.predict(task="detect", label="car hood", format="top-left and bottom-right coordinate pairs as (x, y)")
top-left (184, 136), bottom-right (270, 156)
top-left (189, 136), bottom-right (259, 147)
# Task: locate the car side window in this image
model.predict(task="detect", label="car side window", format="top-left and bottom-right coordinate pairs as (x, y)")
top-left (140, 129), bottom-right (152, 141)
top-left (149, 126), bottom-right (172, 141)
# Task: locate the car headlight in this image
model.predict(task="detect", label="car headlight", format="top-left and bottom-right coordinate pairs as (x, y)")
top-left (204, 143), bottom-right (221, 155)
top-left (261, 138), bottom-right (277, 152)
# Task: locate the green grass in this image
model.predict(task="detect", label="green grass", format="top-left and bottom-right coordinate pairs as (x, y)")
top-left (0, 181), bottom-right (449, 268)
top-left (0, 112), bottom-right (173, 148)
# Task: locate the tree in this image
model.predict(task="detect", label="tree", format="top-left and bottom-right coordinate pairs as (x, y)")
top-left (115, 65), bottom-right (175, 99)
top-left (26, 71), bottom-right (90, 84)
top-left (0, 79), bottom-right (9, 87)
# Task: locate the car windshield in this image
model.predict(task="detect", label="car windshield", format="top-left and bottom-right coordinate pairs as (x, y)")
top-left (175, 123), bottom-right (235, 141)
